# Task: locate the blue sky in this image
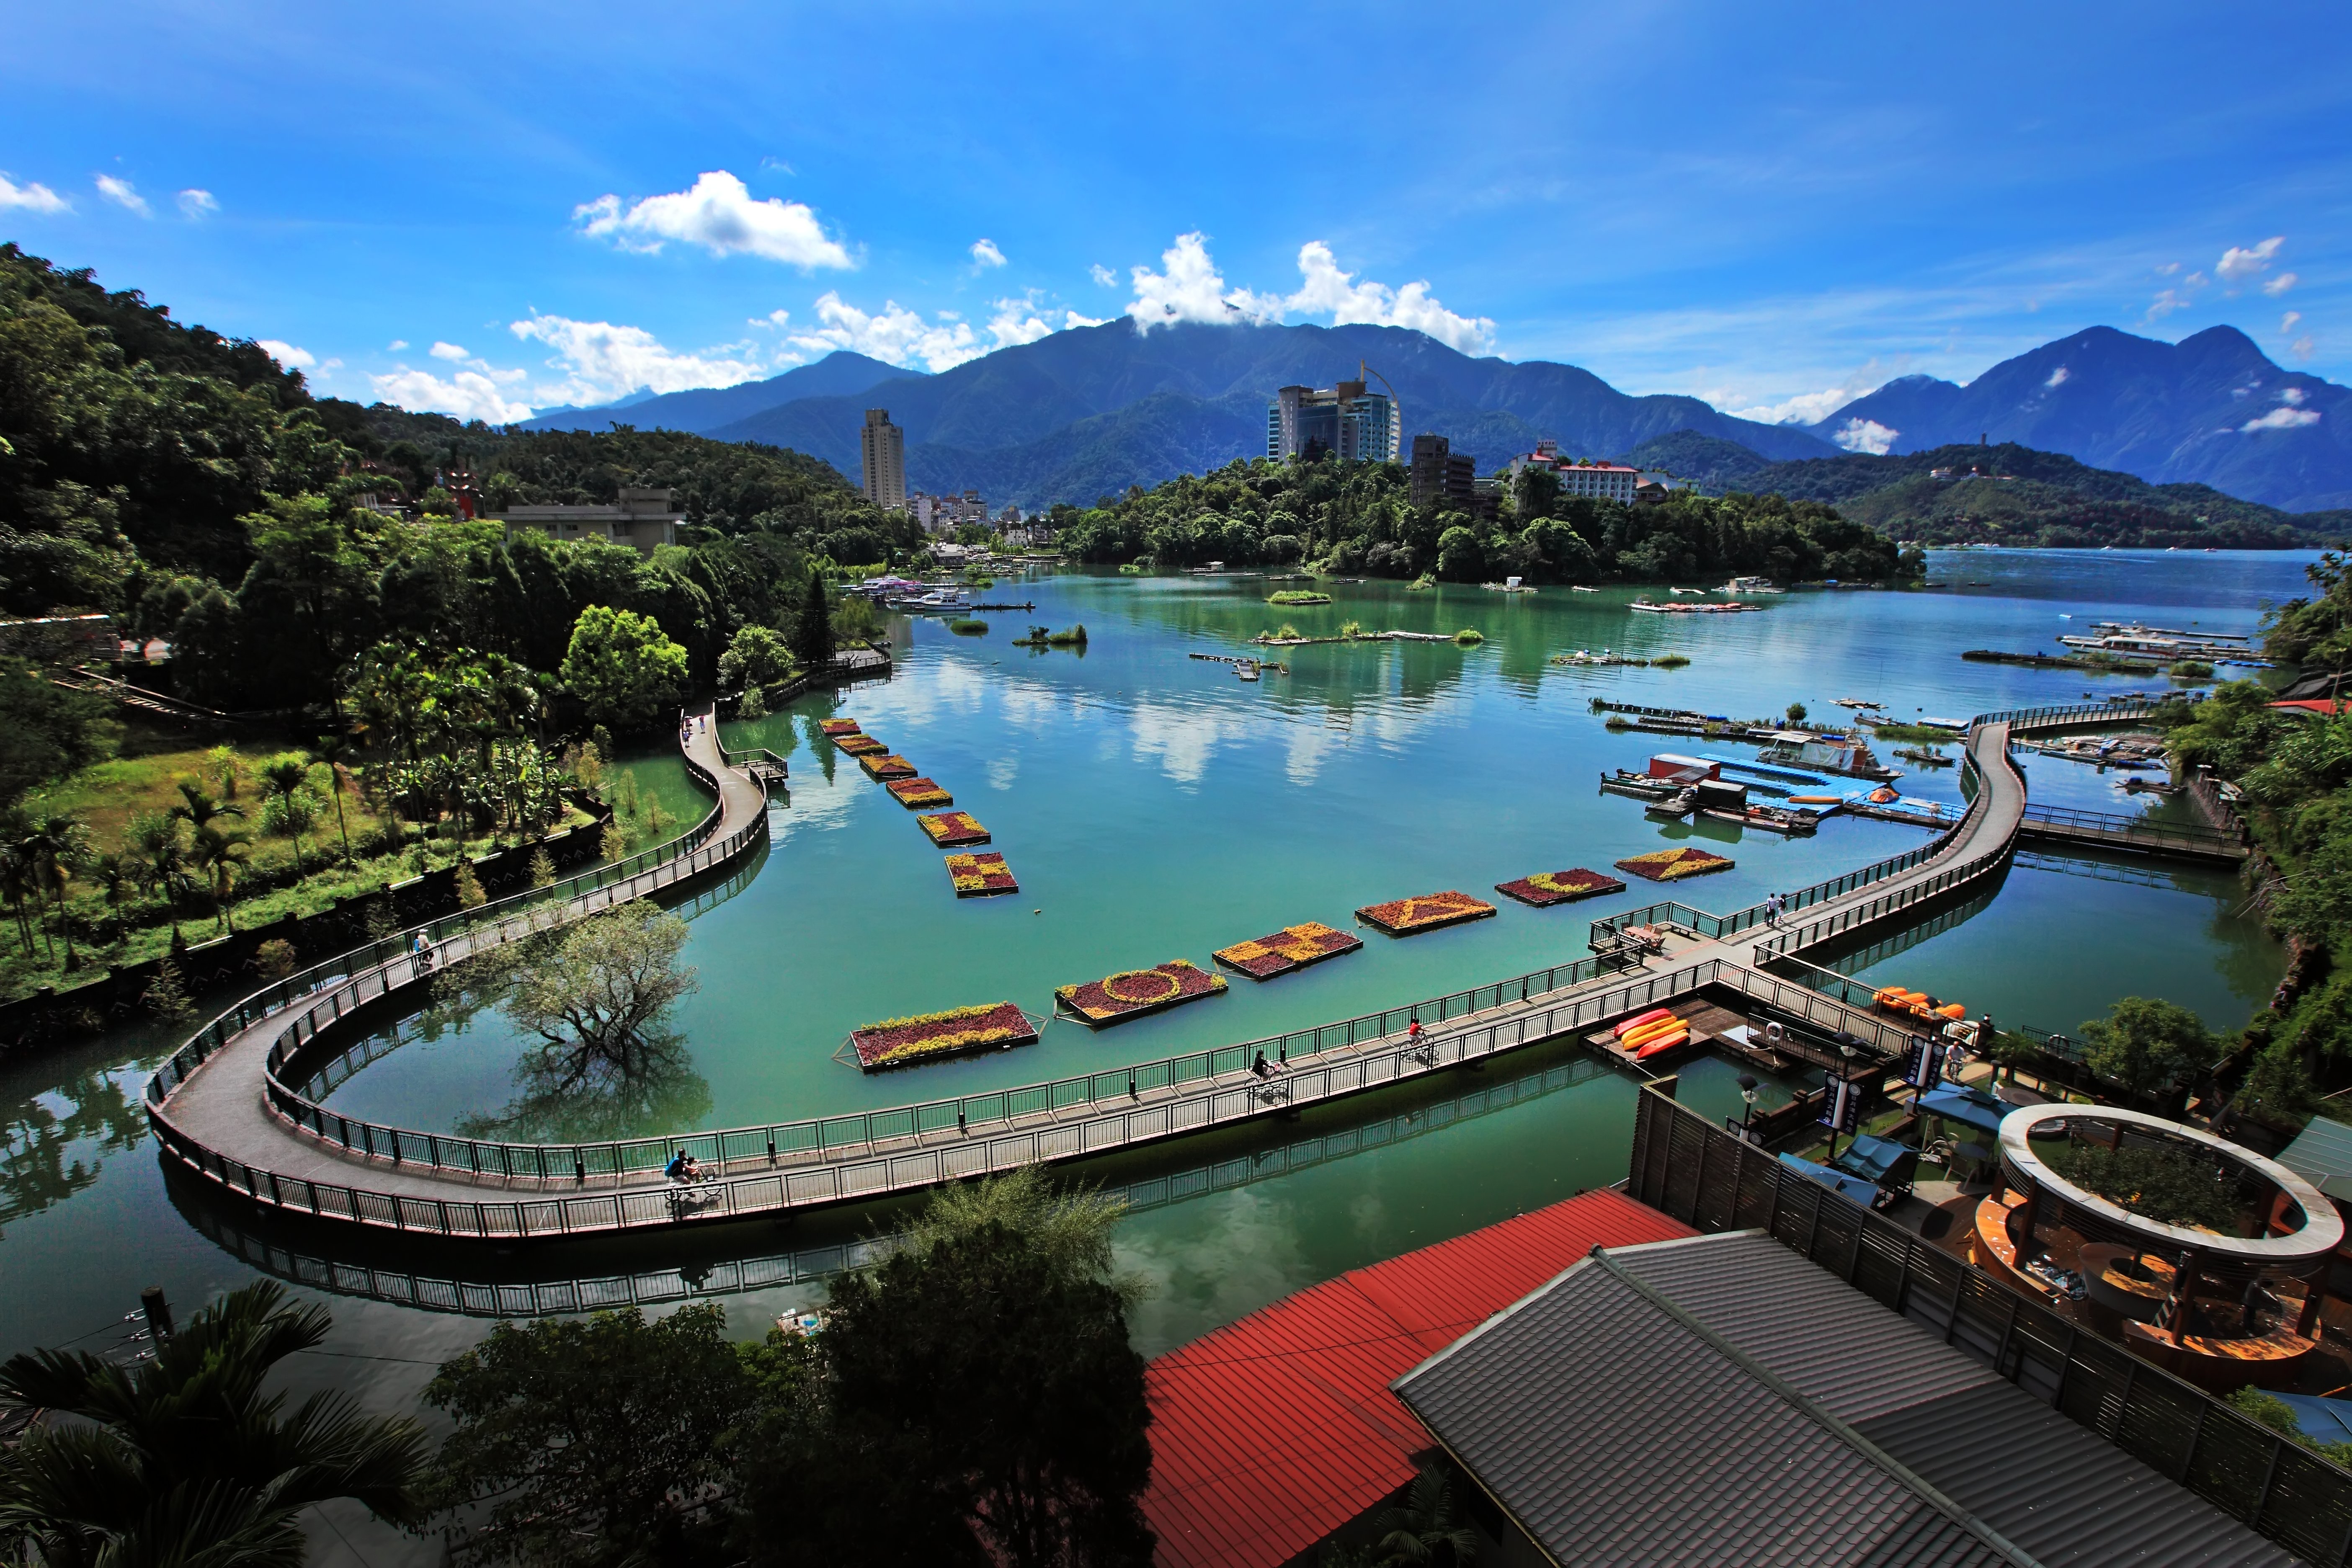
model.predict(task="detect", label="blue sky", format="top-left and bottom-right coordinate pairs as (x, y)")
top-left (4, 0), bottom-right (2346, 426)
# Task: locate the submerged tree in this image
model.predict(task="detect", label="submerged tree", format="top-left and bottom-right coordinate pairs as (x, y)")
top-left (505, 903), bottom-right (699, 1065)
top-left (0, 1281), bottom-right (428, 1568)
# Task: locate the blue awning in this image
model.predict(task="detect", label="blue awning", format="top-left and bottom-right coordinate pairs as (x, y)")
top-left (1918, 1086), bottom-right (2015, 1137)
top-left (1832, 1133), bottom-right (1916, 1186)
top-left (1778, 1153), bottom-right (1883, 1208)
top-left (2274, 1393), bottom-right (2352, 1446)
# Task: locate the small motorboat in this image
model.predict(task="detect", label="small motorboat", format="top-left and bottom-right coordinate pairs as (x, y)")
top-left (1645, 787), bottom-right (1698, 820)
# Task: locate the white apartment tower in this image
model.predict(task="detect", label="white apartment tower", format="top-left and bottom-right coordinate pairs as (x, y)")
top-left (860, 409), bottom-right (907, 511)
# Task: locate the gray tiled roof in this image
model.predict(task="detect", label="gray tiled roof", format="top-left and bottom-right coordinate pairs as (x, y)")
top-left (1391, 1231), bottom-right (2293, 1568)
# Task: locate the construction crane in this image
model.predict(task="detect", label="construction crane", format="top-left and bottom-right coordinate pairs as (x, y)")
top-left (1359, 360), bottom-right (1402, 461)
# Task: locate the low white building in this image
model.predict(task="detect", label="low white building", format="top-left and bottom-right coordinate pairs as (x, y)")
top-left (1506, 442), bottom-right (1642, 505)
top-left (495, 486), bottom-right (683, 554)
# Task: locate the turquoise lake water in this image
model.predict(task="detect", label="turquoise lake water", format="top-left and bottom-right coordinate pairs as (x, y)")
top-left (0, 549), bottom-right (2317, 1565)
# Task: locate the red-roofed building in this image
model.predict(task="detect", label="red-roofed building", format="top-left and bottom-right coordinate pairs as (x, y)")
top-left (1143, 1189), bottom-right (1692, 1568)
top-left (2272, 699), bottom-right (2349, 717)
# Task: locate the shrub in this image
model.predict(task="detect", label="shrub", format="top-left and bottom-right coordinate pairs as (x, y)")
top-left (1045, 624), bottom-right (1087, 646)
top-left (1653, 654), bottom-right (1691, 668)
top-left (1454, 628), bottom-right (1484, 645)
top-left (736, 683), bottom-right (769, 720)
top-left (949, 618), bottom-right (989, 636)
top-left (252, 938), bottom-right (297, 981)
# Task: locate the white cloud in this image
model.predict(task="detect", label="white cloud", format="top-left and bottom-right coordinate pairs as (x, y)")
top-left (1724, 360), bottom-right (1891, 426)
top-left (371, 368), bottom-right (533, 424)
top-left (2242, 405), bottom-right (2321, 433)
top-left (429, 341), bottom-right (469, 361)
top-left (2282, 312), bottom-right (2303, 335)
top-left (970, 238), bottom-right (1006, 269)
top-left (509, 312), bottom-right (766, 404)
top-left (1064, 310), bottom-right (1107, 330)
top-left (2217, 236), bottom-right (2284, 285)
top-left (2292, 337), bottom-right (2316, 361)
top-left (2265, 272), bottom-right (2299, 298)
top-left (257, 339), bottom-right (315, 370)
top-left (2156, 262), bottom-right (2181, 277)
top-left (176, 188), bottom-right (217, 219)
top-left (2282, 386), bottom-right (2306, 406)
top-left (2145, 286), bottom-right (2195, 323)
top-left (1833, 418), bottom-right (1900, 455)
top-left (1125, 232), bottom-right (1284, 332)
top-left (1089, 263), bottom-right (1116, 288)
top-left (387, 339), bottom-right (409, 351)
top-left (94, 175), bottom-right (148, 215)
top-left (787, 293), bottom-right (983, 372)
top-left (575, 170), bottom-right (854, 269)
top-left (985, 299), bottom-right (1053, 350)
top-left (2044, 366), bottom-right (2069, 388)
top-left (1282, 241), bottom-right (1496, 353)
top-left (0, 174), bottom-right (67, 213)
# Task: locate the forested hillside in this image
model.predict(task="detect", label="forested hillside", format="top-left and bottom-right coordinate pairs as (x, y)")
top-left (0, 244), bottom-right (914, 714)
top-left (1048, 456), bottom-right (1915, 585)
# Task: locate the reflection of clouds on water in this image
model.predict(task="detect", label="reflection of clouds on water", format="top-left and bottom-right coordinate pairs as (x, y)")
top-left (768, 771), bottom-right (861, 840)
top-left (1117, 1188), bottom-right (1318, 1354)
top-left (988, 756), bottom-right (1018, 791)
top-left (1129, 701), bottom-right (1234, 784)
top-left (1284, 723), bottom-right (1339, 787)
top-left (1349, 1190), bottom-right (1387, 1239)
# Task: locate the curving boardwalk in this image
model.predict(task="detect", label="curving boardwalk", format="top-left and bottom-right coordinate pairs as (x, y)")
top-left (149, 713), bottom-right (2040, 1241)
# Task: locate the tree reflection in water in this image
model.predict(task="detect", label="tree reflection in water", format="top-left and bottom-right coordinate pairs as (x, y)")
top-left (457, 1028), bottom-right (712, 1144)
top-left (2, 1063), bottom-right (148, 1235)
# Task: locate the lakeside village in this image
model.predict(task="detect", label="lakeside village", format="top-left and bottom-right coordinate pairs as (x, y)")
top-left (18, 361), bottom-right (2352, 1568)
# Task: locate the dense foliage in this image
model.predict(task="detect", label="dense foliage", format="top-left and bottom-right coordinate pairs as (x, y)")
top-left (419, 1169), bottom-right (1154, 1568)
top-left (1047, 455), bottom-right (1916, 584)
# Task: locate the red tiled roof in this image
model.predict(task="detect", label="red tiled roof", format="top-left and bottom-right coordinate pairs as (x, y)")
top-left (2271, 699), bottom-right (2348, 715)
top-left (1143, 1189), bottom-right (1692, 1568)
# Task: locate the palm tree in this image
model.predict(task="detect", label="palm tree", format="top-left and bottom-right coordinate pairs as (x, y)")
top-left (1372, 1466), bottom-right (1479, 1566)
top-left (168, 779), bottom-right (245, 838)
top-left (0, 838), bottom-right (38, 960)
top-left (258, 756), bottom-right (312, 872)
top-left (25, 815), bottom-right (89, 969)
top-left (191, 826), bottom-right (252, 934)
top-left (0, 1280), bottom-right (428, 1568)
top-left (88, 852), bottom-right (132, 944)
top-left (309, 733), bottom-right (357, 865)
top-left (131, 812), bottom-right (193, 944)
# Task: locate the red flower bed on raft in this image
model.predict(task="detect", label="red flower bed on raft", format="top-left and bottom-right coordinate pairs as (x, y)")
top-left (859, 753), bottom-right (917, 780)
top-left (835, 734), bottom-right (887, 756)
top-left (919, 811), bottom-right (991, 846)
top-left (888, 777), bottom-right (952, 808)
top-left (848, 1001), bottom-right (1037, 1071)
top-left (1614, 847), bottom-right (1735, 882)
top-left (1212, 921), bottom-right (1363, 980)
top-left (945, 851), bottom-right (1019, 896)
top-left (1056, 960), bottom-right (1226, 1025)
top-left (819, 719), bottom-right (862, 737)
top-left (1495, 868), bottom-right (1627, 907)
top-left (1355, 890), bottom-right (1497, 936)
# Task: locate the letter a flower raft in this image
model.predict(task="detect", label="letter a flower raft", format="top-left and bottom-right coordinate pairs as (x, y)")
top-left (1355, 890), bottom-right (1497, 936)
top-left (848, 1001), bottom-right (1038, 1071)
top-left (1057, 959), bottom-right (1227, 1025)
top-left (1613, 847), bottom-right (1735, 882)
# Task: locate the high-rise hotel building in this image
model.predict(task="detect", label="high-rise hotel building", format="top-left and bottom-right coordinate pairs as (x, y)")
top-left (860, 408), bottom-right (907, 511)
top-left (1266, 377), bottom-right (1400, 464)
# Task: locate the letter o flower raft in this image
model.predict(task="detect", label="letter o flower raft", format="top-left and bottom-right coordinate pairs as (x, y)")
top-left (848, 1002), bottom-right (1038, 1071)
top-left (1356, 890), bottom-right (1497, 936)
top-left (1614, 847), bottom-right (1735, 882)
top-left (1057, 959), bottom-right (1227, 1025)
top-left (1495, 868), bottom-right (1627, 907)
top-left (1213, 921), bottom-right (1363, 979)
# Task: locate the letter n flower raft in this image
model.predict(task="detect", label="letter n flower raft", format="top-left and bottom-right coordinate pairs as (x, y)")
top-left (1495, 868), bottom-right (1627, 907)
top-left (1355, 890), bottom-right (1497, 936)
top-left (888, 777), bottom-right (952, 808)
top-left (918, 811), bottom-right (991, 846)
top-left (1213, 921), bottom-right (1363, 980)
top-left (945, 851), bottom-right (1019, 897)
top-left (1614, 847), bottom-right (1735, 882)
top-left (847, 1002), bottom-right (1038, 1072)
top-left (1057, 960), bottom-right (1227, 1026)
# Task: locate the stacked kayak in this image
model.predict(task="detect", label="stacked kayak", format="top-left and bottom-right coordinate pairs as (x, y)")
top-left (1872, 985), bottom-right (1965, 1021)
top-left (1614, 1007), bottom-right (1690, 1060)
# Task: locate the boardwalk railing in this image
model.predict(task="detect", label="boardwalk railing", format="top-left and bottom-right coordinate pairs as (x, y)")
top-left (2017, 802), bottom-right (2243, 859)
top-left (146, 733), bottom-right (752, 1117)
top-left (1628, 1085), bottom-right (2352, 1567)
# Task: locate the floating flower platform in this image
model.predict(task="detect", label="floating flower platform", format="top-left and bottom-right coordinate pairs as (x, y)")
top-left (843, 1001), bottom-right (1039, 1071)
top-left (1614, 847), bottom-right (1735, 882)
top-left (945, 851), bottom-right (1019, 897)
top-left (835, 734), bottom-right (887, 756)
top-left (819, 719), bottom-right (862, 737)
top-left (1057, 960), bottom-right (1227, 1025)
top-left (918, 810), bottom-right (991, 846)
top-left (888, 777), bottom-right (952, 808)
top-left (1212, 921), bottom-right (1364, 980)
top-left (1495, 868), bottom-right (1627, 907)
top-left (859, 753), bottom-right (917, 780)
top-left (1356, 890), bottom-right (1497, 936)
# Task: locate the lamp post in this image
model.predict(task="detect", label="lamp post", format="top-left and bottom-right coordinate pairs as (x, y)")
top-left (1736, 1073), bottom-right (1759, 1142)
top-left (1829, 1032), bottom-right (1860, 1163)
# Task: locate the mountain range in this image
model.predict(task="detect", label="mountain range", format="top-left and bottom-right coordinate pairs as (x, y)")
top-left (1800, 326), bottom-right (2347, 511)
top-left (514, 319), bottom-right (2348, 517)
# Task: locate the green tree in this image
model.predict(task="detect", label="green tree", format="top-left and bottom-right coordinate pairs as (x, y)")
top-left (792, 569), bottom-right (833, 669)
top-left (423, 1305), bottom-right (753, 1568)
top-left (0, 1281), bottom-right (428, 1568)
top-left (309, 732), bottom-right (357, 864)
top-left (504, 903), bottom-right (699, 1062)
top-left (2079, 996), bottom-right (2220, 1098)
top-left (0, 657), bottom-right (112, 810)
top-left (23, 813), bottom-right (88, 967)
top-left (562, 606), bottom-right (689, 731)
top-left (719, 624), bottom-right (794, 695)
top-left (1786, 701), bottom-right (1808, 725)
top-left (190, 823), bottom-right (252, 934)
top-left (1372, 1465), bottom-right (1479, 1566)
top-left (258, 753), bottom-right (313, 870)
